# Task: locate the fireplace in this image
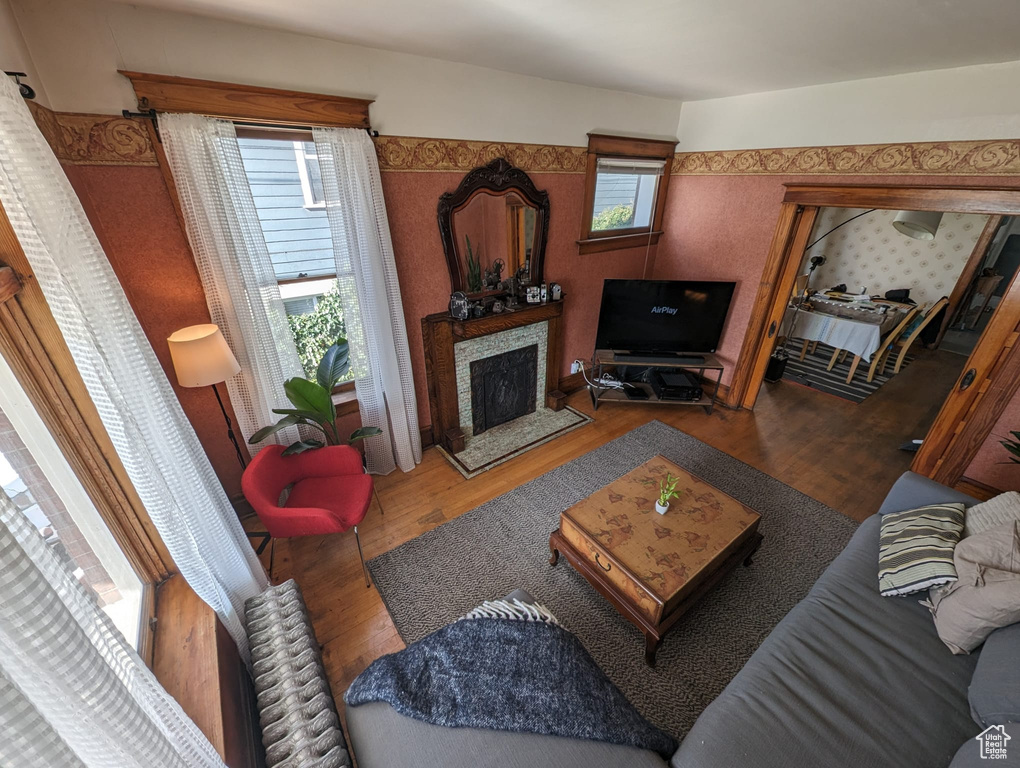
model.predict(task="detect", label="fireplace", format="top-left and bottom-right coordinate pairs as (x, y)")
top-left (470, 344), bottom-right (538, 435)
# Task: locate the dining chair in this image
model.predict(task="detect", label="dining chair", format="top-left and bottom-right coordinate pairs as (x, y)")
top-left (824, 304), bottom-right (922, 384)
top-left (241, 444), bottom-right (377, 585)
top-left (877, 296), bottom-right (950, 377)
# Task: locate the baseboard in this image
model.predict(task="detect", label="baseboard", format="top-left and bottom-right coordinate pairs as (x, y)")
top-left (954, 476), bottom-right (1001, 501)
top-left (558, 371), bottom-right (587, 394)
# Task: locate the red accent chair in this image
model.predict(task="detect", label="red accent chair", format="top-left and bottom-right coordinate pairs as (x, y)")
top-left (242, 444), bottom-right (375, 586)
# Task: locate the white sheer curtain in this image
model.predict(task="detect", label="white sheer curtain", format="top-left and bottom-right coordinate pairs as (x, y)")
top-left (0, 492), bottom-right (226, 768)
top-left (313, 127), bottom-right (421, 474)
top-left (0, 77), bottom-right (266, 660)
top-left (159, 112), bottom-right (303, 449)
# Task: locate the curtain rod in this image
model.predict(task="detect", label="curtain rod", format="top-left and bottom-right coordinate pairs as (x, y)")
top-left (120, 108), bottom-right (379, 142)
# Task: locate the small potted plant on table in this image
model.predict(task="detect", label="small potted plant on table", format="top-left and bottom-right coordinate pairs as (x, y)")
top-left (656, 473), bottom-right (681, 515)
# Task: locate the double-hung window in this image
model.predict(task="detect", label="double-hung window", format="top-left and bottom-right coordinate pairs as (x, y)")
top-left (237, 134), bottom-right (348, 380)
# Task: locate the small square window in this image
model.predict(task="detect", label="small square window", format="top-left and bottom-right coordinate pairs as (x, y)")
top-left (577, 134), bottom-right (676, 255)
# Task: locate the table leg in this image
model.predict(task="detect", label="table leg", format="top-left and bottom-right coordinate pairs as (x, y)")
top-left (644, 632), bottom-right (660, 667)
top-left (549, 534), bottom-right (560, 566)
top-left (845, 354), bottom-right (862, 383)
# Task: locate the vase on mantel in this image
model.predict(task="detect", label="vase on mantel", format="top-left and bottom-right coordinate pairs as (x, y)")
top-left (654, 500), bottom-right (669, 515)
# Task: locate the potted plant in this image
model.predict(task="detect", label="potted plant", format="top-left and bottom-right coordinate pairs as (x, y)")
top-left (249, 339), bottom-right (381, 455)
top-left (655, 473), bottom-right (681, 515)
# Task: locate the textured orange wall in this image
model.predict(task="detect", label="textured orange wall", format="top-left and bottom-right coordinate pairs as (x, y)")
top-left (64, 161), bottom-right (652, 495)
top-left (63, 164), bottom-right (249, 497)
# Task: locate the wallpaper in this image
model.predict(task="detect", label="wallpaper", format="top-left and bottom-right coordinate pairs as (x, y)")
top-left (805, 208), bottom-right (989, 308)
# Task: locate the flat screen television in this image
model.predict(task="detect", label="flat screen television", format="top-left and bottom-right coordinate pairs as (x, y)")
top-left (594, 279), bottom-right (736, 358)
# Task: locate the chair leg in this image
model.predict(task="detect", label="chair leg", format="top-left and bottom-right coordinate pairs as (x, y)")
top-left (268, 538), bottom-right (276, 582)
top-left (839, 350), bottom-right (848, 363)
top-left (893, 344), bottom-right (910, 374)
top-left (826, 348), bottom-right (841, 371)
top-left (799, 339), bottom-right (810, 361)
top-left (809, 340), bottom-right (818, 354)
top-left (354, 525), bottom-right (370, 588)
top-left (373, 486), bottom-right (384, 516)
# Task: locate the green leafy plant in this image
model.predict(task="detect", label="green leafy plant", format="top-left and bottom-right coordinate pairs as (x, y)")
top-left (658, 474), bottom-right (681, 507)
top-left (248, 339), bottom-right (381, 455)
top-left (465, 235), bottom-right (482, 292)
top-left (1001, 431), bottom-right (1020, 465)
top-left (591, 203), bottom-right (635, 232)
top-left (287, 284), bottom-right (347, 378)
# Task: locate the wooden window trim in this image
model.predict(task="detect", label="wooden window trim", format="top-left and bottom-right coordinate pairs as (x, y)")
top-left (119, 71), bottom-right (373, 129)
top-left (0, 206), bottom-right (172, 662)
top-left (577, 133), bottom-right (677, 255)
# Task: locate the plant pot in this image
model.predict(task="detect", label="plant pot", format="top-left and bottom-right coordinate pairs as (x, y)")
top-left (655, 500), bottom-right (669, 515)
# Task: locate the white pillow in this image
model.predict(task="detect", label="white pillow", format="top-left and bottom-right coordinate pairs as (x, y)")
top-left (965, 492), bottom-right (1020, 537)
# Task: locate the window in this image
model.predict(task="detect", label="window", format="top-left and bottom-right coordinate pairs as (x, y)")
top-left (294, 142), bottom-right (325, 209)
top-left (237, 135), bottom-right (348, 379)
top-left (578, 133), bottom-right (677, 254)
top-left (0, 349), bottom-right (144, 646)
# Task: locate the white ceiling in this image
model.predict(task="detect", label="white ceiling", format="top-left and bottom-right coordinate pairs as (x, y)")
top-left (104, 0), bottom-right (1020, 100)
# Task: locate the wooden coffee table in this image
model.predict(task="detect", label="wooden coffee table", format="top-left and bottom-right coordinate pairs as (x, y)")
top-left (549, 456), bottom-right (762, 665)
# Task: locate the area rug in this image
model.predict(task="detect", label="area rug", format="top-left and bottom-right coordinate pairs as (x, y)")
top-left (437, 405), bottom-right (591, 479)
top-left (368, 420), bottom-right (858, 739)
top-left (780, 343), bottom-right (915, 403)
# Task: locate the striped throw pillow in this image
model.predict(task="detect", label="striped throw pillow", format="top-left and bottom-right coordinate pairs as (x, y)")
top-left (879, 503), bottom-right (965, 597)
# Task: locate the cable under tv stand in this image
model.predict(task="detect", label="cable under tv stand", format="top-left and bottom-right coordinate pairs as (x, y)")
top-left (613, 351), bottom-right (707, 365)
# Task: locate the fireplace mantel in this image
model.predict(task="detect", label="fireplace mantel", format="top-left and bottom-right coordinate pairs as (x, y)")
top-left (422, 301), bottom-right (565, 453)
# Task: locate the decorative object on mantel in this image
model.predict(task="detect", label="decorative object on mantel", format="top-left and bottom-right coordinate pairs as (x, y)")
top-left (437, 157), bottom-right (550, 297)
top-left (248, 340), bottom-right (381, 455)
top-left (449, 291), bottom-right (470, 321)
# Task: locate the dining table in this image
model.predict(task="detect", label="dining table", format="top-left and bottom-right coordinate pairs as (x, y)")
top-left (784, 298), bottom-right (909, 382)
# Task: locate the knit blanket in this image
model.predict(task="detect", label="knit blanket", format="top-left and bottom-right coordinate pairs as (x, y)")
top-left (344, 600), bottom-right (677, 758)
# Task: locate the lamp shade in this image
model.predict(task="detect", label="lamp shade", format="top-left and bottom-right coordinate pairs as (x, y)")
top-left (167, 324), bottom-right (240, 387)
top-left (892, 210), bottom-right (943, 241)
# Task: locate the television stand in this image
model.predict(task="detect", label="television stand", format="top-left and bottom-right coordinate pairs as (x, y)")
top-left (613, 351), bottom-right (706, 365)
top-left (590, 349), bottom-right (724, 415)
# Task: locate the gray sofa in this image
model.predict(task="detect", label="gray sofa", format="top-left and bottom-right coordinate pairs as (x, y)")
top-left (345, 472), bottom-right (1010, 768)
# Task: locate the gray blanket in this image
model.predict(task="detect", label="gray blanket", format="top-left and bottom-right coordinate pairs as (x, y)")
top-left (345, 616), bottom-right (677, 758)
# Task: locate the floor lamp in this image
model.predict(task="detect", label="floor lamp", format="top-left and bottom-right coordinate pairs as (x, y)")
top-left (167, 323), bottom-right (247, 470)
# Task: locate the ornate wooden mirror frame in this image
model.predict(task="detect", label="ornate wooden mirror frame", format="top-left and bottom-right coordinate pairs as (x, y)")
top-left (437, 158), bottom-right (550, 294)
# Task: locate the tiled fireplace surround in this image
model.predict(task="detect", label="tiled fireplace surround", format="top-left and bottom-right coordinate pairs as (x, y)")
top-left (421, 301), bottom-right (567, 456)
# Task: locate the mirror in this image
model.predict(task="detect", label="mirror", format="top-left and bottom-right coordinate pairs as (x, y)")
top-left (438, 158), bottom-right (549, 296)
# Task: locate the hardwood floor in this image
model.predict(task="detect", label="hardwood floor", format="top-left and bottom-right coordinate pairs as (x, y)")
top-left (246, 346), bottom-right (965, 708)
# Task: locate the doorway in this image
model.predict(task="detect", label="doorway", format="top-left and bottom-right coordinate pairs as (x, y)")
top-left (729, 184), bottom-right (1020, 493)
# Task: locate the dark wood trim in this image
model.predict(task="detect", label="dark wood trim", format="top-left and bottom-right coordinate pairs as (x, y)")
top-left (730, 202), bottom-right (808, 408)
top-left (119, 71), bottom-right (373, 128)
top-left (937, 215), bottom-right (1004, 346)
top-left (0, 210), bottom-right (174, 582)
top-left (577, 231), bottom-right (662, 254)
top-left (782, 184), bottom-right (1020, 216)
top-left (437, 158), bottom-right (550, 294)
top-left (954, 476), bottom-right (1000, 501)
top-left (153, 575), bottom-right (261, 768)
top-left (421, 302), bottom-right (564, 453)
top-left (419, 425), bottom-right (435, 449)
top-left (587, 133), bottom-right (679, 157)
top-left (558, 371), bottom-right (586, 394)
top-left (578, 134), bottom-right (676, 255)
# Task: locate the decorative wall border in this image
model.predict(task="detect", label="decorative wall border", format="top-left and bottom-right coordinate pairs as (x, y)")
top-left (29, 106), bottom-right (1020, 177)
top-left (672, 140), bottom-right (1020, 176)
top-left (374, 136), bottom-right (586, 173)
top-left (31, 104), bottom-right (159, 167)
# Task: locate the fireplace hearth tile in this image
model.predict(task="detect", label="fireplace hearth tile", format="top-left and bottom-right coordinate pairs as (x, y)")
top-left (436, 405), bottom-right (591, 479)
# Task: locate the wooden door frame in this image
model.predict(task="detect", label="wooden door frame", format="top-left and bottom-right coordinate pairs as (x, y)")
top-left (729, 183), bottom-right (1020, 489)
